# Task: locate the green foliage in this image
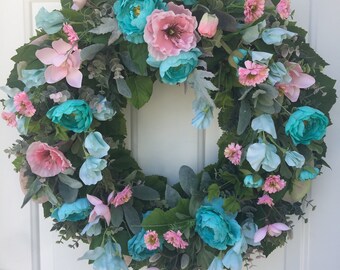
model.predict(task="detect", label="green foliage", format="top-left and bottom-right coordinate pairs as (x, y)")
top-left (132, 185), bottom-right (160, 201)
top-left (21, 178), bottom-right (42, 208)
top-left (126, 76), bottom-right (153, 109)
top-left (207, 184), bottom-right (220, 201)
top-left (127, 43), bottom-right (149, 76)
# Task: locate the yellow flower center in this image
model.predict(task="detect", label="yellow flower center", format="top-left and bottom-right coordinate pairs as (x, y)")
top-left (133, 6), bottom-right (141, 17)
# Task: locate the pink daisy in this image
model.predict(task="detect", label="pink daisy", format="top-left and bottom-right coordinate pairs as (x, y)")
top-left (238, 61), bottom-right (269, 87)
top-left (1, 111), bottom-right (17, 127)
top-left (144, 230), bottom-right (160, 250)
top-left (109, 185), bottom-right (132, 207)
top-left (13, 92), bottom-right (36, 117)
top-left (276, 0), bottom-right (291, 20)
top-left (224, 143), bottom-right (243, 165)
top-left (244, 0), bottom-right (265, 24)
top-left (262, 175), bottom-right (286, 194)
top-left (257, 194), bottom-right (274, 207)
top-left (163, 230), bottom-right (189, 249)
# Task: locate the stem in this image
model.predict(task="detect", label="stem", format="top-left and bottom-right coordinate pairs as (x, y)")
top-left (273, 98), bottom-right (292, 116)
top-left (268, 135), bottom-right (287, 154)
top-left (220, 40), bottom-right (233, 54)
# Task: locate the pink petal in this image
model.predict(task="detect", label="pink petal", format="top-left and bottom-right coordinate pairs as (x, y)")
top-left (271, 223), bottom-right (290, 231)
top-left (254, 226), bottom-right (268, 243)
top-left (293, 73), bottom-right (316, 89)
top-left (36, 48), bottom-right (60, 65)
top-left (107, 191), bottom-right (115, 204)
top-left (66, 68), bottom-right (83, 88)
top-left (87, 194), bottom-right (103, 206)
top-left (45, 65), bottom-right (67, 84)
top-left (52, 39), bottom-right (72, 55)
top-left (284, 85), bottom-right (300, 102)
top-left (89, 210), bottom-right (97, 223)
top-left (69, 50), bottom-right (82, 69)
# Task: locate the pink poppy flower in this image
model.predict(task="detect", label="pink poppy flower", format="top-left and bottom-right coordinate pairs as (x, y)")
top-left (276, 62), bottom-right (315, 102)
top-left (35, 39), bottom-right (83, 88)
top-left (87, 193), bottom-right (113, 225)
top-left (276, 0), bottom-right (291, 20)
top-left (198, 13), bottom-right (219, 38)
top-left (13, 92), bottom-right (36, 117)
top-left (72, 0), bottom-right (87, 11)
top-left (109, 185), bottom-right (132, 207)
top-left (144, 2), bottom-right (198, 61)
top-left (63, 24), bottom-right (79, 49)
top-left (244, 0), bottom-right (265, 24)
top-left (257, 194), bottom-right (274, 207)
top-left (1, 111), bottom-right (17, 127)
top-left (262, 175), bottom-right (286, 194)
top-left (163, 230), bottom-right (189, 249)
top-left (238, 60), bottom-right (269, 87)
top-left (26, 141), bottom-right (72, 178)
top-left (254, 223), bottom-right (290, 243)
top-left (224, 143), bottom-right (242, 165)
top-left (144, 230), bottom-right (160, 250)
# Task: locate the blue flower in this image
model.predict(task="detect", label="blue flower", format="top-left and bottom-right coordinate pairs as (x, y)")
top-left (242, 219), bottom-right (260, 246)
top-left (208, 257), bottom-right (224, 270)
top-left (251, 51), bottom-right (273, 65)
top-left (222, 237), bottom-right (247, 270)
top-left (268, 62), bottom-right (291, 85)
top-left (299, 167), bottom-right (320, 181)
top-left (183, 0), bottom-right (197, 5)
top-left (232, 49), bottom-right (248, 67)
top-left (79, 157), bottom-right (107, 185)
top-left (192, 97), bottom-right (214, 129)
top-left (195, 198), bottom-right (241, 250)
top-left (20, 69), bottom-right (46, 89)
top-left (81, 217), bottom-right (102, 237)
top-left (285, 151), bottom-right (305, 168)
top-left (47, 100), bottom-right (93, 133)
top-left (113, 0), bottom-right (166, 44)
top-left (261, 28), bottom-right (297, 46)
top-left (35, 7), bottom-right (64, 34)
top-left (91, 96), bottom-right (116, 121)
top-left (128, 229), bottom-right (160, 261)
top-left (84, 132), bottom-right (110, 158)
top-left (246, 142), bottom-right (281, 172)
top-left (17, 116), bottom-right (30, 136)
top-left (251, 114), bottom-right (277, 139)
top-left (243, 175), bottom-right (264, 188)
top-left (51, 198), bottom-right (91, 222)
top-left (285, 106), bottom-right (329, 145)
top-left (147, 49), bottom-right (201, 85)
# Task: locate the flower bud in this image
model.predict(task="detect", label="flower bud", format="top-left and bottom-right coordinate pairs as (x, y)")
top-left (198, 13), bottom-right (219, 38)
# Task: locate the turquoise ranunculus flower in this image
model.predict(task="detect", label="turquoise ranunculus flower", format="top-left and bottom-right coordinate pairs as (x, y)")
top-left (183, 0), bottom-right (197, 5)
top-left (299, 167), bottom-right (320, 181)
top-left (46, 100), bottom-right (93, 133)
top-left (113, 0), bottom-right (166, 44)
top-left (84, 132), bottom-right (110, 158)
top-left (21, 69), bottom-right (46, 89)
top-left (195, 198), bottom-right (241, 250)
top-left (243, 175), bottom-right (264, 188)
top-left (147, 49), bottom-right (201, 85)
top-left (128, 228), bottom-right (159, 261)
top-left (79, 157), bottom-right (107, 185)
top-left (285, 106), bottom-right (329, 145)
top-left (35, 7), bottom-right (64, 34)
top-left (51, 198), bottom-right (91, 222)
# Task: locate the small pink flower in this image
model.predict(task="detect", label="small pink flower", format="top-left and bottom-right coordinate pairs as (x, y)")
top-left (238, 60), bottom-right (269, 87)
top-left (257, 194), bottom-right (274, 207)
top-left (13, 92), bottom-right (36, 117)
top-left (198, 13), bottom-right (219, 38)
top-left (254, 223), bottom-right (290, 243)
top-left (87, 193), bottom-right (113, 225)
top-left (276, 62), bottom-right (315, 102)
top-left (144, 230), bottom-right (160, 250)
top-left (109, 185), bottom-right (132, 207)
top-left (244, 0), bottom-right (265, 24)
top-left (36, 39), bottom-right (83, 88)
top-left (72, 0), bottom-right (87, 10)
top-left (63, 24), bottom-right (79, 49)
top-left (49, 91), bottom-right (69, 103)
top-left (276, 0), bottom-right (291, 20)
top-left (163, 230), bottom-right (189, 249)
top-left (26, 141), bottom-right (72, 178)
top-left (262, 175), bottom-right (286, 194)
top-left (144, 2), bottom-right (198, 61)
top-left (1, 111), bottom-right (17, 127)
top-left (224, 143), bottom-right (242, 165)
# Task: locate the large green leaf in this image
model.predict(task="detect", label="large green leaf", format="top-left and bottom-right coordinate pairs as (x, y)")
top-left (179, 166), bottom-right (199, 196)
top-left (132, 185), bottom-right (160, 201)
top-left (126, 76), bottom-right (153, 109)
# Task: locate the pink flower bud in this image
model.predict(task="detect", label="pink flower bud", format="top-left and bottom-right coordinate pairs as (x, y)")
top-left (72, 0), bottom-right (87, 11)
top-left (198, 13), bottom-right (219, 38)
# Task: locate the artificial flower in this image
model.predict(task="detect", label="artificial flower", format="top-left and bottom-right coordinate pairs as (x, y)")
top-left (198, 13), bottom-right (219, 38)
top-left (299, 167), bottom-right (320, 181)
top-left (251, 114), bottom-right (277, 139)
top-left (110, 186), bottom-right (133, 207)
top-left (261, 28), bottom-right (297, 46)
top-left (114, 0), bottom-right (166, 44)
top-left (224, 143), bottom-right (242, 165)
top-left (163, 230), bottom-right (189, 249)
top-left (87, 193), bottom-right (113, 225)
top-left (128, 229), bottom-right (160, 261)
top-left (144, 2), bottom-right (198, 61)
top-left (285, 151), bottom-right (305, 168)
top-left (222, 237), bottom-right (247, 270)
top-left (20, 69), bottom-right (46, 89)
top-left (26, 141), bottom-right (72, 177)
top-left (35, 7), bottom-right (64, 34)
top-left (79, 157), bottom-right (107, 185)
top-left (46, 99), bottom-right (93, 133)
top-left (254, 223), bottom-right (290, 243)
top-left (208, 257), bottom-right (223, 270)
top-left (183, 0), bottom-right (197, 5)
top-left (238, 60), bottom-right (269, 87)
top-left (246, 142), bottom-right (281, 172)
top-left (63, 24), bottom-right (79, 48)
top-left (49, 91), bottom-right (70, 103)
top-left (242, 219), bottom-right (260, 246)
top-left (285, 106), bottom-right (329, 145)
top-left (244, 0), bottom-right (265, 24)
top-left (251, 51), bottom-right (273, 65)
top-left (144, 230), bottom-right (161, 250)
top-left (84, 132), bottom-right (110, 158)
top-left (262, 175), bottom-right (286, 194)
top-left (72, 0), bottom-right (87, 10)
top-left (51, 198), bottom-right (91, 222)
top-left (243, 175), bottom-right (264, 188)
top-left (276, 0), bottom-right (291, 20)
top-left (36, 39), bottom-right (83, 88)
top-left (90, 95), bottom-right (116, 121)
top-left (242, 20), bottom-right (267, 44)
top-left (1, 111), bottom-right (17, 127)
top-left (257, 194), bottom-right (274, 207)
top-left (13, 92), bottom-right (36, 117)
top-left (268, 62), bottom-right (291, 86)
top-left (191, 97), bottom-right (214, 129)
top-left (81, 217), bottom-right (102, 237)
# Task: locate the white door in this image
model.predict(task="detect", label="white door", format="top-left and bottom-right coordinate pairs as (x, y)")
top-left (1, 1), bottom-right (339, 270)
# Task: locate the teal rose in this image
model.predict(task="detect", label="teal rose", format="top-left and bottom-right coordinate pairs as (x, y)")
top-left (195, 198), bottom-right (241, 250)
top-left (128, 229), bottom-right (159, 261)
top-left (299, 167), bottom-right (320, 181)
top-left (147, 49), bottom-right (201, 85)
top-left (285, 106), bottom-right (329, 145)
top-left (51, 198), bottom-right (91, 222)
top-left (47, 100), bottom-right (93, 133)
top-left (244, 175), bottom-right (264, 188)
top-left (113, 0), bottom-right (166, 44)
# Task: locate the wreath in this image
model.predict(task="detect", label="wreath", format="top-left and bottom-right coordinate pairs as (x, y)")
top-left (1, 0), bottom-right (337, 269)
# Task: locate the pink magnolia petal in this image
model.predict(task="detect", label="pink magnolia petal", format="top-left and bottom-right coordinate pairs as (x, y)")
top-left (293, 73), bottom-right (316, 89)
top-left (271, 223), bottom-right (290, 231)
top-left (52, 39), bottom-right (72, 55)
top-left (102, 208), bottom-right (111, 225)
top-left (36, 48), bottom-right (60, 65)
top-left (30, 34), bottom-right (49, 46)
top-left (69, 50), bottom-right (81, 69)
top-left (45, 65), bottom-right (67, 84)
top-left (284, 85), bottom-right (300, 102)
top-left (89, 209), bottom-right (97, 223)
top-left (66, 68), bottom-right (83, 88)
top-left (107, 191), bottom-right (115, 204)
top-left (254, 226), bottom-right (268, 243)
top-left (87, 194), bottom-right (103, 206)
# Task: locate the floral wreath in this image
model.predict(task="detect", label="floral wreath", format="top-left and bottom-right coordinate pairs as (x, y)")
top-left (1, 0), bottom-right (337, 269)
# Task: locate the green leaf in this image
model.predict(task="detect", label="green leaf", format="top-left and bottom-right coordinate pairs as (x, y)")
top-left (237, 99), bottom-right (251, 135)
top-left (89, 18), bottom-right (119, 35)
top-left (223, 196), bottom-right (241, 213)
top-left (58, 182), bottom-right (78, 203)
top-left (207, 184), bottom-right (220, 201)
top-left (132, 185), bottom-right (160, 201)
top-left (122, 204), bottom-right (141, 234)
top-left (55, 125), bottom-right (69, 141)
top-left (283, 180), bottom-right (311, 203)
top-left (197, 247), bottom-right (215, 269)
top-left (116, 78), bottom-right (132, 98)
top-left (165, 184), bottom-right (181, 208)
top-left (43, 185), bottom-right (59, 206)
top-left (21, 178), bottom-right (42, 208)
top-left (80, 44), bottom-right (105, 61)
top-left (189, 195), bottom-right (203, 217)
top-left (127, 43), bottom-right (149, 75)
top-left (110, 206), bottom-right (124, 228)
top-left (179, 166), bottom-right (199, 196)
top-left (58, 174), bottom-right (83, 189)
top-left (12, 156), bottom-right (25, 172)
top-left (200, 172), bottom-right (212, 191)
top-left (126, 76), bottom-right (153, 109)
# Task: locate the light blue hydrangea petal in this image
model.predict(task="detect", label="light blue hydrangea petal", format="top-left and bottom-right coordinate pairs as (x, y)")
top-left (262, 143), bottom-right (281, 172)
top-left (81, 217), bottom-right (102, 236)
top-left (246, 143), bottom-right (267, 171)
top-left (21, 69), bottom-right (46, 89)
top-left (208, 257), bottom-right (224, 270)
top-left (35, 7), bottom-right (64, 34)
top-left (261, 28), bottom-right (297, 46)
top-left (251, 51), bottom-right (273, 65)
top-left (222, 249), bottom-right (242, 270)
top-left (192, 97), bottom-right (214, 129)
top-left (84, 132), bottom-right (110, 158)
top-left (242, 219), bottom-right (260, 246)
top-left (285, 151), bottom-right (305, 168)
top-left (268, 62), bottom-right (291, 85)
top-left (251, 114), bottom-right (277, 139)
top-left (79, 157), bottom-right (107, 185)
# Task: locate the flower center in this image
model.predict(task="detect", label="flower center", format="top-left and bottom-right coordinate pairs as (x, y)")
top-left (133, 5), bottom-right (141, 17)
top-left (164, 24), bottom-right (183, 39)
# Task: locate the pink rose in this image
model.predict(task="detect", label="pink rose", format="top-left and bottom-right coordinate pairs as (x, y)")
top-left (198, 13), bottom-right (219, 38)
top-left (26, 141), bottom-right (72, 177)
top-left (144, 2), bottom-right (198, 61)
